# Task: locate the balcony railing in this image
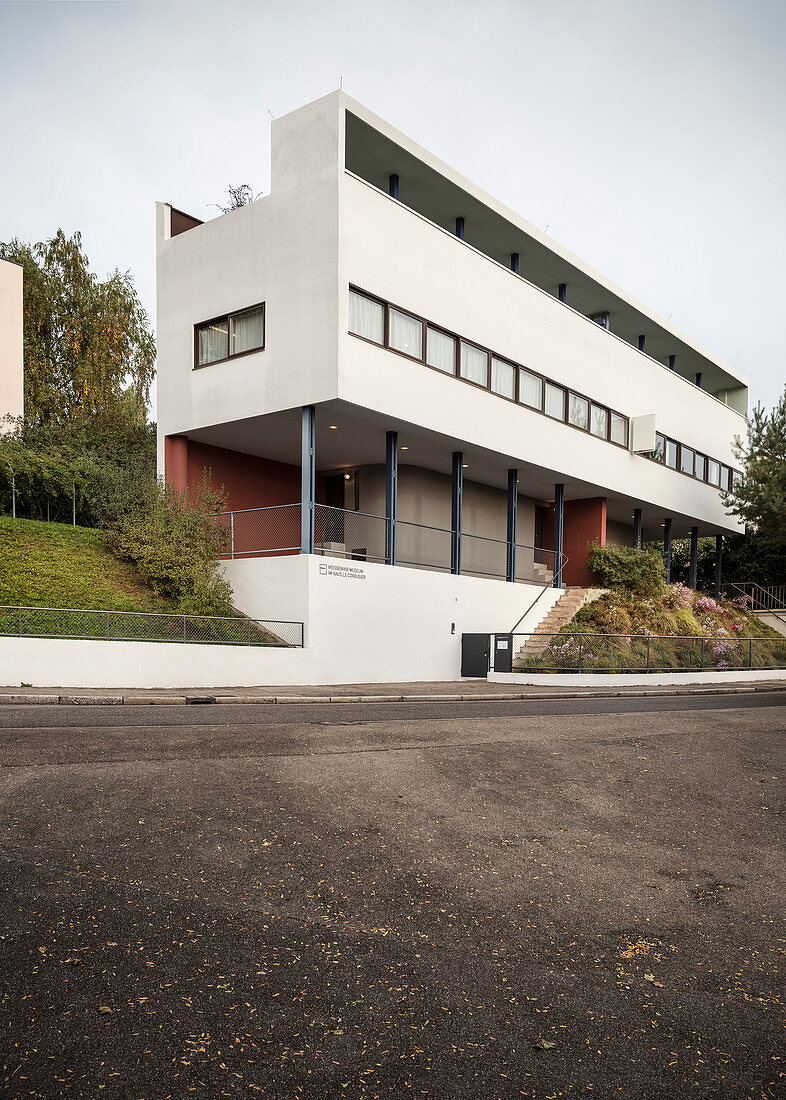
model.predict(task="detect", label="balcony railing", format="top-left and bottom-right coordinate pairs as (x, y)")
top-left (217, 502), bottom-right (563, 586)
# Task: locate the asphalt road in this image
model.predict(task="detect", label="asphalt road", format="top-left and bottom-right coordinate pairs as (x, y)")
top-left (1, 696), bottom-right (784, 1098)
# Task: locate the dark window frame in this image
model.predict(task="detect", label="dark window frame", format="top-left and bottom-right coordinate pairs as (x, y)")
top-left (193, 302), bottom-right (265, 370)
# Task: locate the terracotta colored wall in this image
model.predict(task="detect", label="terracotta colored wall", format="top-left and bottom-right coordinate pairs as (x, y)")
top-left (164, 436), bottom-right (303, 557)
top-left (541, 497), bottom-right (607, 587)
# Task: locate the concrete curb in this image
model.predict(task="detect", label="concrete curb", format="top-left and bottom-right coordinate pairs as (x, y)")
top-left (1, 684), bottom-right (785, 706)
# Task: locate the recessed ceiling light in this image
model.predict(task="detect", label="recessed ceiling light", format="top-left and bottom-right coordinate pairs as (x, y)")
top-left (462, 463), bottom-right (469, 468)
top-left (329, 424), bottom-right (339, 430)
top-left (400, 445), bottom-right (408, 450)
top-left (344, 472), bottom-right (352, 481)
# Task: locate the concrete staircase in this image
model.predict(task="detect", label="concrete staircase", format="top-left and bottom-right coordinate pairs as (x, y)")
top-left (515, 587), bottom-right (598, 662)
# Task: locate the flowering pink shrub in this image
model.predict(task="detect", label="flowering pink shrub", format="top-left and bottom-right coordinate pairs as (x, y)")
top-left (664, 584), bottom-right (694, 610)
top-left (695, 596), bottom-right (720, 615)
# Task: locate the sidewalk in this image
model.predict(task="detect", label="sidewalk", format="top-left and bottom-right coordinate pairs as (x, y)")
top-left (2, 679), bottom-right (786, 705)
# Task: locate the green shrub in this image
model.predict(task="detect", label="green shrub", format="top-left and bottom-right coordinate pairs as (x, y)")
top-left (587, 541), bottom-right (666, 596)
top-left (110, 474), bottom-right (233, 617)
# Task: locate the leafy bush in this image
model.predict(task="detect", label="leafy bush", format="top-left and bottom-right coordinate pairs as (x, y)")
top-left (110, 474), bottom-right (233, 617)
top-left (587, 541), bottom-right (666, 596)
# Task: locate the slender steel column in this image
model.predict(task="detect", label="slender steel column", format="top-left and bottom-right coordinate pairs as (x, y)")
top-left (506, 469), bottom-right (518, 583)
top-left (388, 173), bottom-right (399, 199)
top-left (553, 484), bottom-right (564, 588)
top-left (385, 430), bottom-right (398, 566)
top-left (558, 283), bottom-right (567, 303)
top-left (689, 526), bottom-right (699, 589)
top-left (663, 518), bottom-right (673, 583)
top-left (510, 252), bottom-right (519, 274)
top-left (451, 452), bottom-right (463, 575)
top-left (300, 405), bottom-right (315, 554)
top-left (637, 334), bottom-right (646, 352)
top-left (455, 217), bottom-right (465, 240)
top-left (695, 372), bottom-right (703, 388)
top-left (668, 354), bottom-right (676, 371)
top-left (633, 508), bottom-right (642, 548)
top-left (714, 534), bottom-right (723, 597)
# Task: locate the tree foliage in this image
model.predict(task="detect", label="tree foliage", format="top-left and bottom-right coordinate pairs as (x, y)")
top-left (0, 230), bottom-right (155, 427)
top-left (587, 541), bottom-right (666, 597)
top-left (726, 386), bottom-right (786, 548)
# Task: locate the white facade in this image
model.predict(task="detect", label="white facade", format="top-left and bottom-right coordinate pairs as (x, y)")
top-left (0, 259), bottom-right (24, 428)
top-left (155, 93), bottom-right (748, 679)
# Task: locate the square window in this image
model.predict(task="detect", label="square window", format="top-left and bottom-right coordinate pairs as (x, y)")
top-left (491, 357), bottom-right (515, 399)
top-left (519, 368), bottom-right (543, 410)
top-left (544, 383), bottom-right (565, 420)
top-left (611, 413), bottom-right (628, 447)
top-left (349, 290), bottom-right (384, 344)
top-left (389, 308), bottom-right (423, 359)
top-left (229, 307), bottom-right (264, 356)
top-left (568, 393), bottom-right (589, 431)
top-left (460, 341), bottom-right (488, 386)
top-left (426, 327), bottom-right (456, 374)
top-left (590, 404), bottom-right (608, 439)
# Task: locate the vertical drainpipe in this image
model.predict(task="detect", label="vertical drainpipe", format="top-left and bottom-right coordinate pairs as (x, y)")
top-left (506, 469), bottom-right (518, 583)
top-left (714, 535), bottom-right (723, 597)
top-left (553, 484), bottom-right (564, 588)
top-left (689, 527), bottom-right (699, 589)
top-left (451, 452), bottom-right (463, 575)
top-left (300, 405), bottom-right (315, 554)
top-left (385, 430), bottom-right (398, 566)
top-left (663, 518), bottom-right (673, 583)
top-left (633, 508), bottom-right (642, 548)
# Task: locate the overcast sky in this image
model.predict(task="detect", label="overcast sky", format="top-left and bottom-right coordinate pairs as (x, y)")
top-left (1, 0), bottom-right (784, 417)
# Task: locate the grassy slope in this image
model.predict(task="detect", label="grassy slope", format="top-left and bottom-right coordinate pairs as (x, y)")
top-left (0, 517), bottom-right (177, 613)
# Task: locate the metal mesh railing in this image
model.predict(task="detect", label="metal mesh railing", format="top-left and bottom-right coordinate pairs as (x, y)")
top-left (0, 605), bottom-right (304, 647)
top-left (506, 631), bottom-right (786, 673)
top-left (314, 504), bottom-right (387, 563)
top-left (217, 503), bottom-right (301, 558)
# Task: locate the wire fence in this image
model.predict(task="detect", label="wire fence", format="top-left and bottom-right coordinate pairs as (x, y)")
top-left (0, 605), bottom-right (304, 647)
top-left (503, 631), bottom-right (786, 673)
top-left (218, 502), bottom-right (559, 584)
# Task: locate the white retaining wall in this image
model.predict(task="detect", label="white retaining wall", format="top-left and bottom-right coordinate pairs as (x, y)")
top-left (489, 670), bottom-right (786, 687)
top-left (0, 557), bottom-right (557, 688)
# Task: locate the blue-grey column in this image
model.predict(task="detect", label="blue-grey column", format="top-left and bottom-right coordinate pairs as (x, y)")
top-left (633, 508), bottom-right (642, 548)
top-left (553, 484), bottom-right (564, 588)
top-left (668, 354), bottom-right (676, 371)
top-left (300, 405), bottom-right (315, 554)
top-left (558, 283), bottom-right (567, 303)
top-left (663, 518), bottom-right (673, 583)
top-left (506, 469), bottom-right (518, 583)
top-left (714, 535), bottom-right (723, 597)
top-left (510, 252), bottom-right (519, 274)
top-left (455, 217), bottom-right (465, 240)
top-left (689, 526), bottom-right (699, 589)
top-left (451, 452), bottom-right (463, 575)
top-left (637, 335), bottom-right (646, 352)
top-left (388, 173), bottom-right (399, 199)
top-left (385, 430), bottom-right (398, 566)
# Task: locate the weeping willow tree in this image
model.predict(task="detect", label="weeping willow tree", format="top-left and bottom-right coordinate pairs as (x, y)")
top-left (0, 229), bottom-right (155, 427)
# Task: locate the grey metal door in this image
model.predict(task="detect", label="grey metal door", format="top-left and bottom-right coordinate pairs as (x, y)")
top-left (461, 633), bottom-right (490, 677)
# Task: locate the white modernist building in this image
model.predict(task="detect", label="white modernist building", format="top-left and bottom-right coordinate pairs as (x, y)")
top-left (155, 92), bottom-right (748, 682)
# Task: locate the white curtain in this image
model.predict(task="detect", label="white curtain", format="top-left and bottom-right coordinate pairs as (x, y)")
top-left (545, 383), bottom-right (565, 420)
top-left (610, 413), bottom-right (628, 446)
top-left (230, 308), bottom-right (264, 355)
top-left (426, 328), bottom-right (456, 373)
top-left (198, 320), bottom-right (229, 365)
top-left (568, 393), bottom-right (589, 430)
top-left (349, 291), bottom-right (384, 344)
top-left (389, 309), bottom-right (422, 358)
top-left (491, 357), bottom-right (515, 399)
top-left (590, 404), bottom-right (608, 438)
top-left (519, 368), bottom-right (542, 409)
top-left (460, 341), bottom-right (488, 386)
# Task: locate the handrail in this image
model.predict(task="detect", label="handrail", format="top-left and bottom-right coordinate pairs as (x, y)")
top-left (728, 582), bottom-right (786, 627)
top-left (508, 551), bottom-right (569, 634)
